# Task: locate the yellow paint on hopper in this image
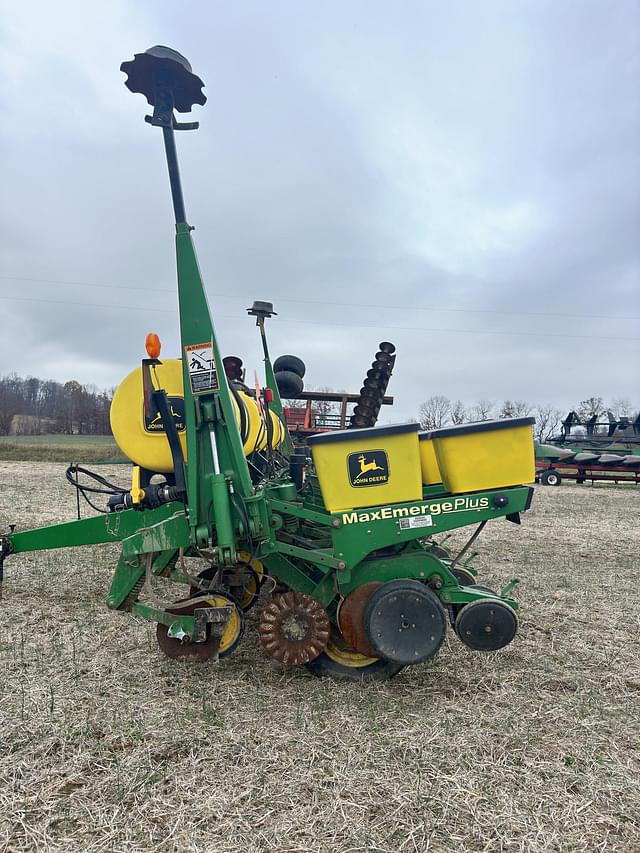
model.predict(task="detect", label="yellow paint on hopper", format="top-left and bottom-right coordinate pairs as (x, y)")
top-left (429, 418), bottom-right (535, 494)
top-left (418, 434), bottom-right (442, 485)
top-left (110, 358), bottom-right (284, 473)
top-left (308, 423), bottom-right (422, 513)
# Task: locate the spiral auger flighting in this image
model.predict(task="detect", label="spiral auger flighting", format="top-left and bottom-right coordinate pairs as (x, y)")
top-left (348, 342), bottom-right (396, 429)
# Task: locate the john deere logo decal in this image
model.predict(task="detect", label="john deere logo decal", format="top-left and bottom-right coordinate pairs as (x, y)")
top-left (144, 396), bottom-right (186, 433)
top-left (347, 450), bottom-right (390, 487)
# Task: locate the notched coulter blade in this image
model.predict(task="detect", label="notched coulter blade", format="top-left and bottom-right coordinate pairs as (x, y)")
top-left (121, 45), bottom-right (206, 113)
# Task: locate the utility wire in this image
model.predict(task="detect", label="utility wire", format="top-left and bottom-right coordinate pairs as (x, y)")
top-left (0, 274), bottom-right (637, 323)
top-left (0, 293), bottom-right (638, 343)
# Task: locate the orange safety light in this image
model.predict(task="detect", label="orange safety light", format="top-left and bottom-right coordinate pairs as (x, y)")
top-left (145, 333), bottom-right (161, 359)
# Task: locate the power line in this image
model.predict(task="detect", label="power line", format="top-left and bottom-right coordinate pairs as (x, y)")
top-left (1, 274), bottom-right (638, 323)
top-left (1, 293), bottom-right (638, 343)
top-left (0, 275), bottom-right (167, 296)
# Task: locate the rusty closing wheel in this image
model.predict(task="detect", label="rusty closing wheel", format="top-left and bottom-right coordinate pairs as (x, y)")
top-left (156, 592), bottom-right (244, 661)
top-left (258, 591), bottom-right (330, 665)
top-left (337, 582), bottom-right (383, 657)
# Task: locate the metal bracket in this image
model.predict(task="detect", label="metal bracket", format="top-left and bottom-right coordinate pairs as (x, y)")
top-left (500, 578), bottom-right (520, 598)
top-left (0, 534), bottom-right (13, 600)
top-left (145, 114), bottom-right (199, 131)
top-left (192, 605), bottom-right (233, 644)
top-left (167, 621), bottom-right (190, 642)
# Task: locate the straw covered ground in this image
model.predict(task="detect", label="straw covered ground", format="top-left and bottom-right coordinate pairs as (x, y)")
top-left (0, 461), bottom-right (638, 852)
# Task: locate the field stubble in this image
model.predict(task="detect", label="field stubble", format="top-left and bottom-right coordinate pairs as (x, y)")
top-left (0, 461), bottom-right (638, 852)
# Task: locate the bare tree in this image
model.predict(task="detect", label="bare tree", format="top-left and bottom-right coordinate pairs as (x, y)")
top-left (450, 400), bottom-right (467, 424)
top-left (0, 374), bottom-right (114, 435)
top-left (577, 396), bottom-right (604, 421)
top-left (609, 397), bottom-right (632, 417)
top-left (0, 375), bottom-right (21, 434)
top-left (310, 386), bottom-right (340, 420)
top-left (63, 380), bottom-right (83, 434)
top-left (500, 399), bottom-right (533, 418)
top-left (469, 399), bottom-right (493, 421)
top-left (533, 404), bottom-right (562, 443)
top-left (418, 395), bottom-right (451, 430)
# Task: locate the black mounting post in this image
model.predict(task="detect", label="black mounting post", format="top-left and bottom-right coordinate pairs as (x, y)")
top-left (121, 46), bottom-right (206, 226)
top-left (160, 125), bottom-right (187, 225)
top-left (141, 359), bottom-right (187, 496)
top-left (247, 301), bottom-right (278, 362)
top-left (0, 531), bottom-right (14, 600)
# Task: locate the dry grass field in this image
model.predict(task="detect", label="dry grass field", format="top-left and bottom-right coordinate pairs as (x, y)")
top-left (0, 436), bottom-right (125, 464)
top-left (0, 461), bottom-right (638, 852)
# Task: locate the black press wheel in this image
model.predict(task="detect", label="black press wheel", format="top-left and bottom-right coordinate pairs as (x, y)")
top-left (455, 598), bottom-right (518, 651)
top-left (305, 628), bottom-right (405, 682)
top-left (451, 566), bottom-right (476, 586)
top-left (470, 583), bottom-right (497, 595)
top-left (447, 583), bottom-right (498, 629)
top-left (541, 469), bottom-right (561, 486)
top-left (424, 542), bottom-right (452, 560)
top-left (364, 579), bottom-right (447, 664)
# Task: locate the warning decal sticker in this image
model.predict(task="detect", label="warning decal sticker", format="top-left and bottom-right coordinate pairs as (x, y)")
top-left (184, 342), bottom-right (219, 394)
top-left (399, 516), bottom-right (433, 530)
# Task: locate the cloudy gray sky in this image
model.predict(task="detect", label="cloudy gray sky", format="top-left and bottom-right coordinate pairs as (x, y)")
top-left (1, 0), bottom-right (638, 421)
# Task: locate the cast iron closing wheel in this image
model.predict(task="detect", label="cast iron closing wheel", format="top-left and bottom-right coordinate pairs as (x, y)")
top-left (364, 579), bottom-right (447, 664)
top-left (454, 598), bottom-right (518, 651)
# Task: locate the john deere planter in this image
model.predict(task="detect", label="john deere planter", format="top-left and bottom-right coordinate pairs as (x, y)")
top-left (0, 47), bottom-right (536, 681)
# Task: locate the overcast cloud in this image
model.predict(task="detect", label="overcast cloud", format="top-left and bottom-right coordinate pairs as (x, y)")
top-left (0, 0), bottom-right (638, 421)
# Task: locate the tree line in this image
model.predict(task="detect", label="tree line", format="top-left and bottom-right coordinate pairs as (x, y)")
top-left (2, 371), bottom-right (636, 444)
top-left (0, 374), bottom-right (113, 435)
top-left (417, 395), bottom-right (639, 443)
